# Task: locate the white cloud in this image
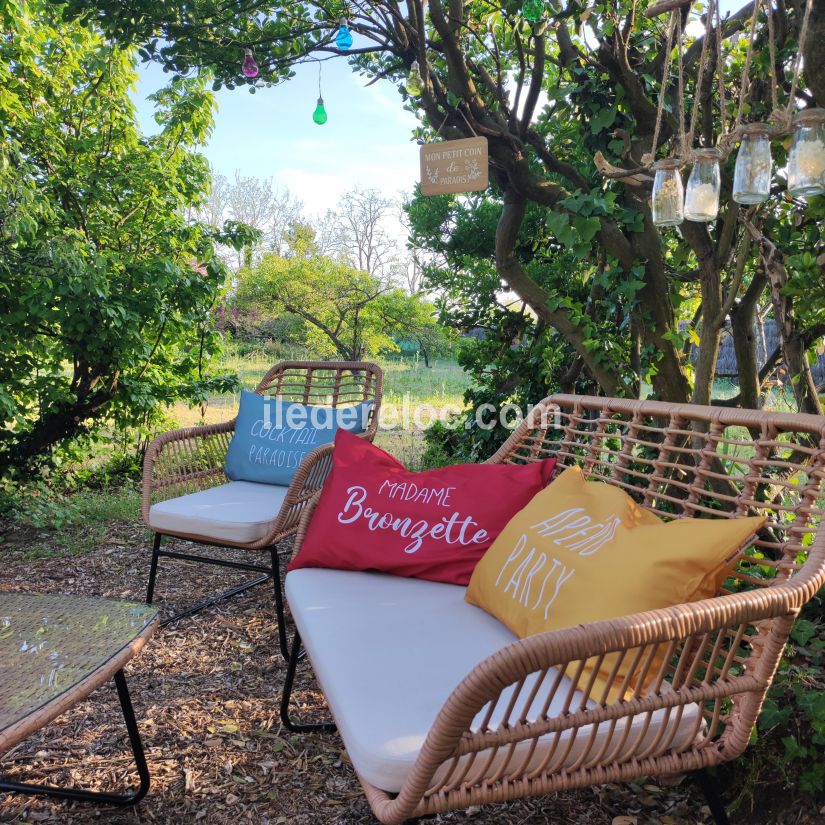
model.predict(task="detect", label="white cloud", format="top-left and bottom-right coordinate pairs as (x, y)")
top-left (354, 81), bottom-right (419, 129)
top-left (276, 169), bottom-right (349, 215)
top-left (278, 139), bottom-right (420, 209)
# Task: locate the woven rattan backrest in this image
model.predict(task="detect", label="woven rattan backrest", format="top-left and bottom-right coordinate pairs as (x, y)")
top-left (255, 361), bottom-right (383, 436)
top-left (493, 395), bottom-right (825, 591)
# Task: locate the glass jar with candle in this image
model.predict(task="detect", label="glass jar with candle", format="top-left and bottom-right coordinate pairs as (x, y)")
top-left (652, 158), bottom-right (684, 227)
top-left (733, 123), bottom-right (772, 204)
top-left (787, 108), bottom-right (825, 199)
top-left (684, 148), bottom-right (721, 222)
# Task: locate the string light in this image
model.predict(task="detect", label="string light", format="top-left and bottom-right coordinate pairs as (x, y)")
top-left (406, 61), bottom-right (423, 96)
top-left (683, 148), bottom-right (721, 222)
top-left (313, 98), bottom-right (328, 124)
top-left (732, 123), bottom-right (772, 204)
top-left (242, 48), bottom-right (259, 79)
top-left (651, 159), bottom-right (685, 227)
top-left (313, 62), bottom-right (328, 125)
top-left (335, 18), bottom-right (353, 50)
top-left (522, 0), bottom-right (544, 22)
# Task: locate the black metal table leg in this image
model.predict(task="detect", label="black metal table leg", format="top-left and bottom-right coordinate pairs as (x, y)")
top-left (0, 670), bottom-right (150, 807)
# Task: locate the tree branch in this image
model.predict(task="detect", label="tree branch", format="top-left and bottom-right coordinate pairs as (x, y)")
top-left (519, 31), bottom-right (545, 139)
top-left (495, 194), bottom-right (626, 395)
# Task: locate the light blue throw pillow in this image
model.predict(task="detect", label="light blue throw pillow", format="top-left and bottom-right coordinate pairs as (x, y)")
top-left (224, 390), bottom-right (373, 486)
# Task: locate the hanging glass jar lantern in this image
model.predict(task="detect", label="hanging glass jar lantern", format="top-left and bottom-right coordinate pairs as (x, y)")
top-left (652, 158), bottom-right (685, 227)
top-left (733, 123), bottom-right (772, 204)
top-left (684, 148), bottom-right (721, 222)
top-left (787, 108), bottom-right (825, 199)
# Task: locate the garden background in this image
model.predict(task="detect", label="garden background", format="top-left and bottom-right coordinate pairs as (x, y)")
top-left (1, 0), bottom-right (824, 821)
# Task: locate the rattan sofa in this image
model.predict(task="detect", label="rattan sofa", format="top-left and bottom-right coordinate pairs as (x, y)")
top-left (142, 360), bottom-right (383, 657)
top-left (280, 394), bottom-right (825, 824)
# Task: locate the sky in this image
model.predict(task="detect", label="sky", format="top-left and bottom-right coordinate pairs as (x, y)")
top-left (133, 56), bottom-right (421, 219)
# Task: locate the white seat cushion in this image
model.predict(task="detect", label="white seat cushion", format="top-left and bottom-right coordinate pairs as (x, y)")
top-left (148, 481), bottom-right (289, 544)
top-left (286, 568), bottom-right (703, 793)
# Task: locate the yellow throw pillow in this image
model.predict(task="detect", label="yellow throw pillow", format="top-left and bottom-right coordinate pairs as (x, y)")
top-left (465, 466), bottom-right (764, 701)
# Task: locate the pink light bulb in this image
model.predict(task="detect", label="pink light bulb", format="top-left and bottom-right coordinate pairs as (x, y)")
top-left (242, 49), bottom-right (259, 79)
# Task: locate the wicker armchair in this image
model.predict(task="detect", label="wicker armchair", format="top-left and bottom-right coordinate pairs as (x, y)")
top-left (142, 361), bottom-right (383, 658)
top-left (282, 394), bottom-right (825, 824)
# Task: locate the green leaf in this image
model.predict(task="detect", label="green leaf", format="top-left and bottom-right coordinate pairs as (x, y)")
top-left (782, 735), bottom-right (807, 761)
top-left (791, 619), bottom-right (819, 647)
top-left (800, 762), bottom-right (825, 794)
top-left (589, 105), bottom-right (617, 134)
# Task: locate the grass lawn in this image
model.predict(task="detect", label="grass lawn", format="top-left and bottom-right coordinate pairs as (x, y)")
top-left (170, 353), bottom-right (470, 469)
top-left (171, 352), bottom-right (468, 426)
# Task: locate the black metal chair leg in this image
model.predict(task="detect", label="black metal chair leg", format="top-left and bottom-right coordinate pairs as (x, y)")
top-left (159, 574), bottom-right (271, 627)
top-left (280, 632), bottom-right (336, 734)
top-left (0, 670), bottom-right (150, 806)
top-left (145, 533), bottom-right (162, 604)
top-left (693, 768), bottom-right (730, 825)
top-left (271, 547), bottom-right (291, 661)
top-left (147, 536), bottom-right (274, 626)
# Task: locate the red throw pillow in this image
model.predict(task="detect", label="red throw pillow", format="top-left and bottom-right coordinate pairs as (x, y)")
top-left (288, 430), bottom-right (556, 585)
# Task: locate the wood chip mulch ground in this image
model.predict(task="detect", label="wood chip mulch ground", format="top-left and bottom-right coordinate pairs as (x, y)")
top-left (0, 518), bottom-right (821, 825)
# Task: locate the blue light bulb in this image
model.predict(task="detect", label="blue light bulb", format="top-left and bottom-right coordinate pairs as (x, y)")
top-left (335, 20), bottom-right (353, 50)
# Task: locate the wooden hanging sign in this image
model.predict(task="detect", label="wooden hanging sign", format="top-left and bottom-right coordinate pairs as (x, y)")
top-left (420, 137), bottom-right (488, 196)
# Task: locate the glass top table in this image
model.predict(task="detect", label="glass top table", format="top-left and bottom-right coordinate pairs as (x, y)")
top-left (0, 591), bottom-right (158, 806)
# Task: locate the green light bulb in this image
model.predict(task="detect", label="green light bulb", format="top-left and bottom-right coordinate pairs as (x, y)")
top-left (522, 0), bottom-right (544, 21)
top-left (406, 61), bottom-right (423, 96)
top-left (312, 96), bottom-right (328, 125)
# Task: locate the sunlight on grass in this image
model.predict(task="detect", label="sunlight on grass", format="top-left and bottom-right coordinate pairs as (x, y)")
top-left (167, 353), bottom-right (470, 468)
top-left (170, 354), bottom-right (469, 432)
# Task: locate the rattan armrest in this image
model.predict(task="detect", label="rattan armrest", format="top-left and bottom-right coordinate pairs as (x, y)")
top-left (265, 427), bottom-right (384, 550)
top-left (368, 581), bottom-right (811, 825)
top-left (252, 444), bottom-right (334, 549)
top-left (472, 585), bottom-right (800, 693)
top-left (141, 419), bottom-right (236, 523)
top-left (483, 401), bottom-right (560, 466)
top-left (287, 487), bottom-right (325, 561)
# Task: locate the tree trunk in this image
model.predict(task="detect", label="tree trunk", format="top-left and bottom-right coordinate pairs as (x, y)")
top-left (495, 193), bottom-right (628, 396)
top-left (691, 267), bottom-right (724, 407)
top-left (744, 219), bottom-right (823, 416)
top-left (630, 315), bottom-right (642, 399)
top-left (3, 394), bottom-right (114, 475)
top-left (626, 198), bottom-right (692, 403)
top-left (804, 0), bottom-right (825, 107)
top-left (729, 272), bottom-right (767, 410)
top-left (417, 339), bottom-right (431, 368)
